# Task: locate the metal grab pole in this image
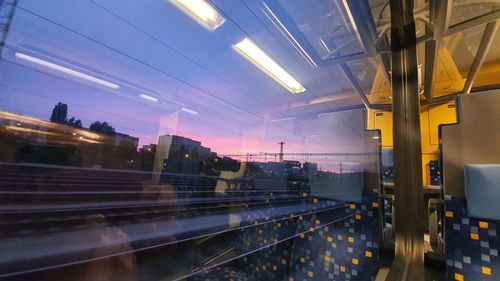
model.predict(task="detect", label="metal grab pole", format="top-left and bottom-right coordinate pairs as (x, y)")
top-left (386, 0), bottom-right (425, 280)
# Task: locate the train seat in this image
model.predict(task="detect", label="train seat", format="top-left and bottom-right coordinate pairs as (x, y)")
top-left (441, 90), bottom-right (500, 281)
top-left (288, 175), bottom-right (381, 281)
top-left (464, 164), bottom-right (500, 221)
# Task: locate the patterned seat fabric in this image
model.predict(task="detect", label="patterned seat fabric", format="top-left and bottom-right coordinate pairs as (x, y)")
top-left (196, 189), bottom-right (381, 280)
top-left (289, 191), bottom-right (380, 281)
top-left (445, 196), bottom-right (499, 281)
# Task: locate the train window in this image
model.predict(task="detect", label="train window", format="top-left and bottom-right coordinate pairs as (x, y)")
top-left (1, 1), bottom-right (499, 280)
top-left (0, 1), bottom-right (381, 280)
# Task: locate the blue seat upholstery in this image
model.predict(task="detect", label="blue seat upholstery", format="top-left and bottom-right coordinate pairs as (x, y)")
top-left (289, 191), bottom-right (381, 281)
top-left (445, 164), bottom-right (500, 280)
top-left (444, 196), bottom-right (500, 281)
top-left (464, 164), bottom-right (500, 221)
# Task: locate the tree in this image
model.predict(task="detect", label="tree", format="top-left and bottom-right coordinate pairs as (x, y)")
top-left (50, 102), bottom-right (83, 128)
top-left (50, 102), bottom-right (68, 124)
top-left (89, 121), bottom-right (116, 135)
top-left (67, 117), bottom-right (83, 128)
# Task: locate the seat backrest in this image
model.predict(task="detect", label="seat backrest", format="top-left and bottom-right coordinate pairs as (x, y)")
top-left (464, 164), bottom-right (500, 221)
top-left (442, 90), bottom-right (500, 197)
top-left (440, 89), bottom-right (500, 281)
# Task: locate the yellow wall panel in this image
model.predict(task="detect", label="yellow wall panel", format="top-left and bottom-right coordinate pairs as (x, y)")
top-left (473, 62), bottom-right (500, 88)
top-left (429, 102), bottom-right (457, 145)
top-left (367, 101), bottom-right (457, 185)
top-left (420, 107), bottom-right (432, 154)
top-left (372, 110), bottom-right (393, 148)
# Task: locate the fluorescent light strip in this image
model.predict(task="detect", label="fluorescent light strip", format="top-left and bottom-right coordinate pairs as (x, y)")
top-left (233, 38), bottom-right (306, 94)
top-left (169, 0), bottom-right (225, 31)
top-left (270, 117), bottom-right (295, 122)
top-left (181, 107), bottom-right (198, 115)
top-left (15, 52), bottom-right (119, 89)
top-left (139, 94), bottom-right (158, 102)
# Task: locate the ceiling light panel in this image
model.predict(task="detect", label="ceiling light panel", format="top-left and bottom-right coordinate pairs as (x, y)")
top-left (233, 37), bottom-right (306, 94)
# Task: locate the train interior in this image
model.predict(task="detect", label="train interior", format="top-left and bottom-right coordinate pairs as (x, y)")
top-left (0, 0), bottom-right (499, 280)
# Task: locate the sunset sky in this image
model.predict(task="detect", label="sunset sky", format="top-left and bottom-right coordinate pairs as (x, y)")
top-left (0, 0), bottom-right (376, 171)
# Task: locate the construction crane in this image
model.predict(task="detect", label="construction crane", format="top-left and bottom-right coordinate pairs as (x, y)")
top-left (278, 141), bottom-right (285, 162)
top-left (222, 141), bottom-right (375, 159)
top-left (221, 151), bottom-right (375, 160)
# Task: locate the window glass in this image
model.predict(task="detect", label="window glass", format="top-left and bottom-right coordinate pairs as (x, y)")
top-left (472, 28), bottom-right (500, 90)
top-left (434, 25), bottom-right (485, 97)
top-left (450, 0), bottom-right (500, 26)
top-left (0, 1), bottom-right (382, 280)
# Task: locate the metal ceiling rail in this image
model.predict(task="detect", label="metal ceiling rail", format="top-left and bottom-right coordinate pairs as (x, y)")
top-left (345, 0), bottom-right (392, 85)
top-left (421, 1), bottom-right (500, 102)
top-left (339, 63), bottom-right (392, 110)
top-left (289, 4), bottom-right (498, 69)
top-left (421, 93), bottom-right (456, 106)
top-left (443, 0), bottom-right (453, 35)
top-left (326, 0), bottom-right (392, 111)
top-left (367, 1), bottom-right (499, 109)
top-left (423, 0), bottom-right (450, 102)
top-left (322, 52), bottom-right (370, 66)
top-left (462, 20), bottom-right (499, 94)
top-left (446, 8), bottom-right (500, 36)
top-left (262, 0), bottom-right (498, 111)
top-left (423, 38), bottom-right (437, 102)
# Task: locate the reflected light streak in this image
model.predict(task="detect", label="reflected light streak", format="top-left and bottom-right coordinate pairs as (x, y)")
top-left (4, 126), bottom-right (58, 136)
top-left (4, 126), bottom-right (101, 144)
top-left (15, 53), bottom-right (119, 89)
top-left (233, 38), bottom-right (306, 94)
top-left (139, 94), bottom-right (158, 102)
top-left (169, 0), bottom-right (225, 31)
top-left (181, 107), bottom-right (198, 115)
top-left (73, 129), bottom-right (101, 140)
top-left (270, 116), bottom-right (295, 122)
top-left (79, 138), bottom-right (101, 144)
top-left (1, 111), bottom-right (57, 128)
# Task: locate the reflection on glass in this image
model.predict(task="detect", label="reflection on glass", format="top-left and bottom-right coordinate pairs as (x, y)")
top-left (450, 0), bottom-right (500, 26)
top-left (435, 25), bottom-right (485, 96)
top-left (169, 0), bottom-right (226, 31)
top-left (346, 57), bottom-right (391, 105)
top-left (0, 1), bottom-right (383, 280)
top-left (15, 52), bottom-right (120, 89)
top-left (276, 0), bottom-right (364, 59)
top-left (473, 28), bottom-right (500, 90)
top-left (0, 102), bottom-right (381, 279)
top-left (233, 37), bottom-right (306, 94)
top-left (368, 0), bottom-right (390, 30)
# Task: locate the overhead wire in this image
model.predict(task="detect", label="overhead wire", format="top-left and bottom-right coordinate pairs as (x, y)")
top-left (0, 61), bottom-right (305, 153)
top-left (12, 5), bottom-right (332, 152)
